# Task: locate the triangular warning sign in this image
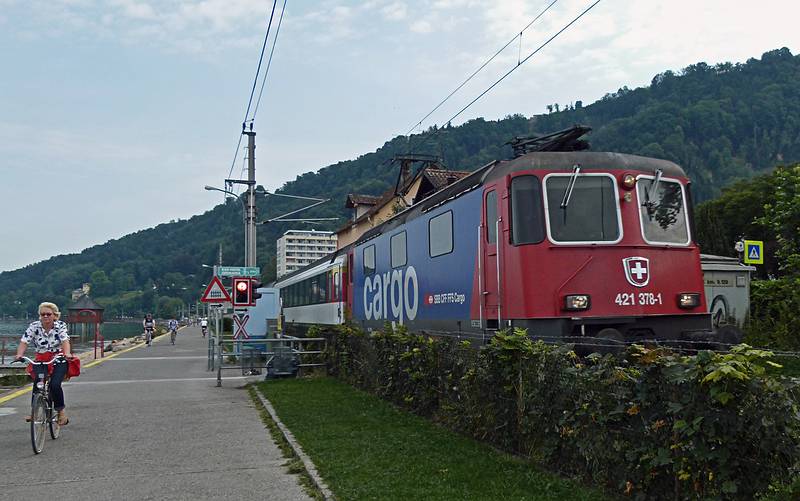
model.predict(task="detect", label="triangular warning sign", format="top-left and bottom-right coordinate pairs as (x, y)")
top-left (201, 276), bottom-right (231, 303)
top-left (748, 246), bottom-right (760, 259)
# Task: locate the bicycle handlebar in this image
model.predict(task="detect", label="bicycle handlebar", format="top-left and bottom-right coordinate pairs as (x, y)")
top-left (12, 355), bottom-right (68, 365)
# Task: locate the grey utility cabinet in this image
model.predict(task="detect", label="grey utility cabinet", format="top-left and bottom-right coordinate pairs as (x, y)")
top-left (700, 254), bottom-right (756, 328)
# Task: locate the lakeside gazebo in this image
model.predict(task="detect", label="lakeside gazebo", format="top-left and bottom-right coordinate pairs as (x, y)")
top-left (67, 295), bottom-right (105, 358)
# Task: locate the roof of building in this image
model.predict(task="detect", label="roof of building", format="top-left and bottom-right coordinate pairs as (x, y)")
top-left (340, 166), bottom-right (472, 233)
top-left (420, 168), bottom-right (471, 191)
top-left (344, 194), bottom-right (380, 208)
top-left (281, 229), bottom-right (336, 237)
top-left (68, 294), bottom-right (105, 311)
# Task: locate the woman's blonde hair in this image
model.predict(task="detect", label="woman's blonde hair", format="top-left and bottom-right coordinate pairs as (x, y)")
top-left (38, 302), bottom-right (61, 320)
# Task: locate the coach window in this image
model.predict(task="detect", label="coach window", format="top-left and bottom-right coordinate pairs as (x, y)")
top-left (429, 211), bottom-right (453, 257)
top-left (510, 176), bottom-right (545, 244)
top-left (485, 190), bottom-right (497, 243)
top-left (391, 231), bottom-right (407, 268)
top-left (310, 278), bottom-right (319, 304)
top-left (363, 245), bottom-right (376, 275)
top-left (544, 173), bottom-right (621, 243)
top-left (318, 272), bottom-right (328, 303)
top-left (333, 271), bottom-right (340, 301)
top-left (636, 176), bottom-right (690, 245)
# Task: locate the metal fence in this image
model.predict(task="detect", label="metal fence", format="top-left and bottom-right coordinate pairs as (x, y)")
top-left (207, 334), bottom-right (326, 387)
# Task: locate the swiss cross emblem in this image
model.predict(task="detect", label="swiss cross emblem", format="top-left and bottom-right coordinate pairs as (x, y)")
top-left (623, 257), bottom-right (650, 287)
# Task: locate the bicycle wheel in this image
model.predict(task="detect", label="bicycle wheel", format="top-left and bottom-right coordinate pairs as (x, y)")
top-left (171, 330), bottom-right (176, 344)
top-left (31, 393), bottom-right (47, 454)
top-left (48, 402), bottom-right (61, 440)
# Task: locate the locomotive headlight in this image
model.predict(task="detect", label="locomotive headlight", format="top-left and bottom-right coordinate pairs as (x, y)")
top-left (677, 293), bottom-right (701, 309)
top-left (564, 294), bottom-right (591, 311)
top-left (622, 173), bottom-right (636, 190)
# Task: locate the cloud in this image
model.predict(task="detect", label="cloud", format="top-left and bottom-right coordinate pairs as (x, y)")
top-left (0, 122), bottom-right (154, 174)
top-left (410, 19), bottom-right (434, 33)
top-left (382, 2), bottom-right (408, 20)
top-left (5, 0), bottom-right (277, 56)
top-left (110, 0), bottom-right (156, 20)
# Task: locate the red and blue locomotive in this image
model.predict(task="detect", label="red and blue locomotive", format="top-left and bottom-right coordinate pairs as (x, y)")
top-left (276, 133), bottom-right (727, 347)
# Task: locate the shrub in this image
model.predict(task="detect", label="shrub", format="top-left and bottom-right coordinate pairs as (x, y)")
top-left (746, 277), bottom-right (800, 350)
top-left (325, 325), bottom-right (800, 499)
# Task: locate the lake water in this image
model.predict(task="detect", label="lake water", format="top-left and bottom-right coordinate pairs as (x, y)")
top-left (0, 320), bottom-right (142, 353)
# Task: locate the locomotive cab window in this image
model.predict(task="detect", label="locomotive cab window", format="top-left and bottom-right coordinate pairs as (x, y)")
top-left (636, 175), bottom-right (690, 245)
top-left (363, 245), bottom-right (376, 275)
top-left (510, 176), bottom-right (545, 244)
top-left (429, 211), bottom-right (453, 257)
top-left (544, 173), bottom-right (621, 243)
top-left (391, 232), bottom-right (407, 268)
top-left (485, 191), bottom-right (497, 244)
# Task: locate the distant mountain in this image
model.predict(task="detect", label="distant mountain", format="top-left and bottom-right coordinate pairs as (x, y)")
top-left (1, 48), bottom-right (798, 318)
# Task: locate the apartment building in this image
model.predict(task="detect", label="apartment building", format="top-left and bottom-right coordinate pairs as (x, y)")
top-left (276, 230), bottom-right (338, 278)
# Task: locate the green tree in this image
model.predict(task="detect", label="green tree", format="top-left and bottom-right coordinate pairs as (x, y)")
top-left (90, 270), bottom-right (113, 297)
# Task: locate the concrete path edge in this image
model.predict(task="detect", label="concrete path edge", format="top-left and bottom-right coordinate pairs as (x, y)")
top-left (254, 386), bottom-right (335, 501)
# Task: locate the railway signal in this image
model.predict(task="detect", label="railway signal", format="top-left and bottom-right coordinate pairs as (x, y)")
top-left (251, 280), bottom-right (263, 302)
top-left (232, 277), bottom-right (252, 307)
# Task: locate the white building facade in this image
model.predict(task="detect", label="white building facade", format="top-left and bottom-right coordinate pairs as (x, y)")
top-left (276, 230), bottom-right (338, 278)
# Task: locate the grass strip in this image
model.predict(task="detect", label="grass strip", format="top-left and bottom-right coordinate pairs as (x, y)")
top-left (247, 385), bottom-right (325, 501)
top-left (257, 377), bottom-right (608, 501)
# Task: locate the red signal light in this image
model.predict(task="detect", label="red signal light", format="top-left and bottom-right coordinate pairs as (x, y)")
top-left (233, 278), bottom-right (252, 306)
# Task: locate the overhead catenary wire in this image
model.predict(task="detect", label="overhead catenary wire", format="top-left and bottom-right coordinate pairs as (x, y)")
top-left (226, 0), bottom-right (280, 182)
top-left (404, 0), bottom-right (559, 137)
top-left (252, 0), bottom-right (288, 121)
top-left (404, 0), bottom-right (603, 156)
top-left (442, 0), bottom-right (603, 132)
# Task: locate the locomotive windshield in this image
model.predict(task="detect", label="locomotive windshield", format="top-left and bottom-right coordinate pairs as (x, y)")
top-left (637, 176), bottom-right (690, 245)
top-left (544, 174), bottom-right (620, 243)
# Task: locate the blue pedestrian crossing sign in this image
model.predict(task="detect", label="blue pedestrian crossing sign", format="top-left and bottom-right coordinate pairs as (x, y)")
top-left (743, 240), bottom-right (764, 264)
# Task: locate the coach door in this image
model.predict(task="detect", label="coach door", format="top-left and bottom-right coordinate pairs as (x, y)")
top-left (481, 189), bottom-right (501, 329)
top-left (344, 251), bottom-right (353, 321)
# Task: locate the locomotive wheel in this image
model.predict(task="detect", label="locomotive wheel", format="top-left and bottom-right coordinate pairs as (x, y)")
top-left (593, 328), bottom-right (625, 355)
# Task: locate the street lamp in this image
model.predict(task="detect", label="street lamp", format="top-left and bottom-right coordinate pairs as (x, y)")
top-left (205, 186), bottom-right (252, 267)
top-left (205, 185), bottom-right (267, 268)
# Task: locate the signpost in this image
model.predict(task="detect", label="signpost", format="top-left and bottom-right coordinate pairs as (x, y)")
top-left (743, 240), bottom-right (764, 265)
top-left (233, 313), bottom-right (250, 339)
top-left (200, 276), bottom-right (231, 303)
top-left (216, 266), bottom-right (260, 278)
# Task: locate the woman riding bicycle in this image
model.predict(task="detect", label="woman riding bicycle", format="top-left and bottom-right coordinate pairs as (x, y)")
top-left (13, 302), bottom-right (74, 426)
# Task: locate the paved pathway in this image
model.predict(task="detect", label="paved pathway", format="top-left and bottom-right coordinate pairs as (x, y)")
top-left (0, 327), bottom-right (311, 501)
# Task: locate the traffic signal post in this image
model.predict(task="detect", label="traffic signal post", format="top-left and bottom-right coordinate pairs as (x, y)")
top-left (232, 277), bottom-right (262, 307)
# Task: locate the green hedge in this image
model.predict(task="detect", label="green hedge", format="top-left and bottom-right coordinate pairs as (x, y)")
top-left (320, 324), bottom-right (800, 500)
top-left (746, 277), bottom-right (800, 351)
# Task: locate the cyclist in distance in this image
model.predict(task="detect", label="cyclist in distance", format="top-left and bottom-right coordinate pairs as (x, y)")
top-left (13, 302), bottom-right (74, 425)
top-left (168, 318), bottom-right (178, 345)
top-left (143, 313), bottom-right (156, 346)
top-left (200, 317), bottom-right (208, 338)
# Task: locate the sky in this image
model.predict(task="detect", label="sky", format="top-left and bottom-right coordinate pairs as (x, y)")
top-left (0, 0), bottom-right (797, 272)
